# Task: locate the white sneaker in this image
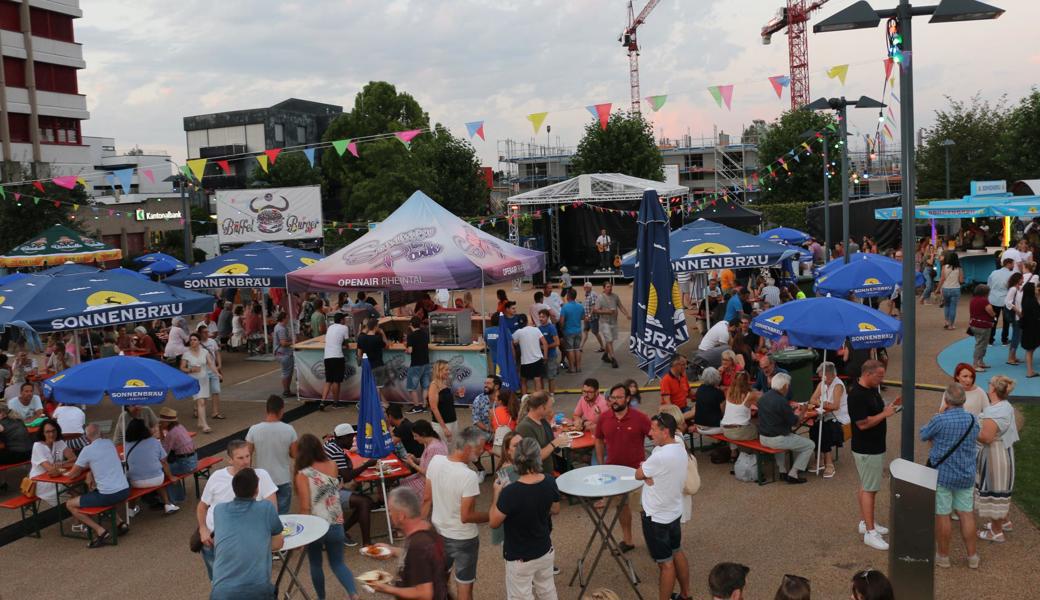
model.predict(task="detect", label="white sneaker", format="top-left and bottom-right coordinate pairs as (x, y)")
top-left (967, 554), bottom-right (980, 569)
top-left (935, 554), bottom-right (951, 568)
top-left (863, 530), bottom-right (889, 551)
top-left (859, 521), bottom-right (889, 535)
top-left (127, 505), bottom-right (141, 517)
top-left (164, 504), bottom-right (180, 514)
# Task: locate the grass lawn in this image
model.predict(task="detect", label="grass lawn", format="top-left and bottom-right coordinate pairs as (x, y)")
top-left (1015, 405), bottom-right (1040, 524)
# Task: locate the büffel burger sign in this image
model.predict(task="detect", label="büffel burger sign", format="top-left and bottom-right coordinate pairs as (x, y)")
top-left (215, 185), bottom-right (324, 244)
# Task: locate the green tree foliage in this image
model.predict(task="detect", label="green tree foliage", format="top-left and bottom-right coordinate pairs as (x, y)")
top-left (411, 125), bottom-right (489, 218)
top-left (570, 112), bottom-right (663, 180)
top-left (756, 109), bottom-right (841, 205)
top-left (252, 151), bottom-right (321, 189)
top-left (0, 167), bottom-right (84, 253)
top-left (1002, 88), bottom-right (1040, 183)
top-left (917, 94), bottom-right (1010, 199)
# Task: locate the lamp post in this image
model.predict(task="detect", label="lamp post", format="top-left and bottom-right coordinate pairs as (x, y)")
top-left (806, 96), bottom-right (886, 264)
top-left (165, 170), bottom-right (194, 265)
top-left (942, 138), bottom-right (955, 198)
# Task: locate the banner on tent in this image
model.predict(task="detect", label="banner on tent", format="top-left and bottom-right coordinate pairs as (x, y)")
top-left (215, 185), bottom-right (324, 244)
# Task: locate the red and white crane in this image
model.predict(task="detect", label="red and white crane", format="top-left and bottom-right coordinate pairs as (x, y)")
top-left (619, 0), bottom-right (660, 115)
top-left (761, 0), bottom-right (831, 110)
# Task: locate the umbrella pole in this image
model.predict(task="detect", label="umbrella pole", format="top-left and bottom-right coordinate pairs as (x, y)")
top-left (261, 292), bottom-right (270, 354)
top-left (815, 349), bottom-right (826, 476)
top-left (380, 473), bottom-right (393, 544)
top-left (286, 289), bottom-right (300, 400)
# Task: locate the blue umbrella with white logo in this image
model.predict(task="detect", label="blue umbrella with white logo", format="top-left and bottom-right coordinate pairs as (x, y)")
top-left (759, 227), bottom-right (811, 245)
top-left (355, 354), bottom-right (396, 541)
top-left (815, 255), bottom-right (925, 298)
top-left (43, 355), bottom-right (199, 405)
top-left (495, 313), bottom-right (521, 392)
top-left (138, 256), bottom-right (188, 276)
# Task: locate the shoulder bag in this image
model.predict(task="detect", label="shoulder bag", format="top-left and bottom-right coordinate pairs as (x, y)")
top-left (926, 417), bottom-right (974, 469)
top-left (683, 451), bottom-right (701, 496)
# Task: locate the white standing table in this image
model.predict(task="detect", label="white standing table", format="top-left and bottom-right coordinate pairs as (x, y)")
top-left (274, 514), bottom-right (329, 600)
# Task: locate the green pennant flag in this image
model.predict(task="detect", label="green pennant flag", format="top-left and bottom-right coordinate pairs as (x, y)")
top-left (34, 197), bottom-right (40, 205)
top-left (332, 139), bottom-right (349, 157)
top-left (0, 187), bottom-right (5, 199)
top-left (180, 165), bottom-right (192, 178)
top-left (645, 94), bottom-right (668, 111)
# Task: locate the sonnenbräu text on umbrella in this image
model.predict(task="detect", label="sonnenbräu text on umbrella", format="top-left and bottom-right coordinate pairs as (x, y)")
top-left (51, 303), bottom-right (184, 330)
top-left (672, 254), bottom-right (770, 272)
top-left (630, 331), bottom-right (677, 358)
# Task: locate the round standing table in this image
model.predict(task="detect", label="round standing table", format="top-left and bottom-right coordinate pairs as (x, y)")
top-left (556, 464), bottom-right (645, 600)
top-left (274, 514), bottom-right (329, 600)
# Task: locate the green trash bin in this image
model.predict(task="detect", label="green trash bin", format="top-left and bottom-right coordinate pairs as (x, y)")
top-left (771, 348), bottom-right (817, 402)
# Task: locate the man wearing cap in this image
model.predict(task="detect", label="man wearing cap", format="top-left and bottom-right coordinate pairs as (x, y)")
top-left (322, 423), bottom-right (378, 547)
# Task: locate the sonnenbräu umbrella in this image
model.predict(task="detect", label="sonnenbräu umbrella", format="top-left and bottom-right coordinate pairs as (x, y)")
top-left (134, 252), bottom-right (181, 264)
top-left (629, 189), bottom-right (687, 378)
top-left (356, 355), bottom-right (393, 458)
top-left (815, 255), bottom-right (925, 298)
top-left (0, 272), bottom-right (26, 286)
top-left (494, 313), bottom-right (521, 392)
top-left (814, 252), bottom-right (898, 278)
top-left (106, 267), bottom-right (150, 281)
top-left (760, 227), bottom-right (811, 245)
top-left (139, 256), bottom-right (187, 276)
top-left (42, 356), bottom-right (199, 405)
top-left (750, 296), bottom-right (902, 350)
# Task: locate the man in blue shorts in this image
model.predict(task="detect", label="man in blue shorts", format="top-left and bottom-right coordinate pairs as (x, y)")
top-left (66, 423), bottom-right (130, 547)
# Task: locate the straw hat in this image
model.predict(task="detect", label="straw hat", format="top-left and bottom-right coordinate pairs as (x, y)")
top-left (560, 266), bottom-right (568, 273)
top-left (159, 407), bottom-right (178, 421)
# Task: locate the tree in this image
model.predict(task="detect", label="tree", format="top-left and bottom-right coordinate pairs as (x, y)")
top-left (570, 111), bottom-right (663, 180)
top-left (916, 94), bottom-right (1010, 199)
top-left (320, 82), bottom-right (488, 222)
top-left (252, 152), bottom-right (321, 188)
top-left (756, 109), bottom-right (841, 205)
top-left (0, 168), bottom-right (84, 253)
top-left (1002, 88), bottom-right (1040, 183)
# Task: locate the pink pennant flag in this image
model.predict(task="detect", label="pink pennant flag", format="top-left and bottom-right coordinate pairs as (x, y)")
top-left (883, 58), bottom-right (894, 81)
top-left (264, 148), bottom-right (282, 165)
top-left (51, 175), bottom-right (78, 190)
top-left (32, 181), bottom-right (45, 193)
top-left (395, 130), bottom-right (422, 144)
top-left (13, 192), bottom-right (20, 202)
top-left (141, 168), bottom-right (155, 184)
top-left (708, 85), bottom-right (735, 110)
top-left (586, 103), bottom-right (612, 130)
top-left (216, 160), bottom-right (231, 175)
top-left (347, 141), bottom-right (359, 158)
top-left (767, 75), bottom-right (790, 99)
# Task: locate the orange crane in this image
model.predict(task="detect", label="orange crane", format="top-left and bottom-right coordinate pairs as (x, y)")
top-left (619, 0), bottom-right (660, 115)
top-left (761, 0), bottom-right (831, 110)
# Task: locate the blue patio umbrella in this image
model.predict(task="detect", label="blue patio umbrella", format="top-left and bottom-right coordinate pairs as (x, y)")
top-left (42, 355), bottom-right (199, 405)
top-left (165, 241), bottom-right (323, 289)
top-left (751, 296), bottom-right (902, 350)
top-left (139, 256), bottom-right (187, 276)
top-left (629, 189), bottom-right (688, 379)
top-left (106, 267), bottom-right (150, 281)
top-left (356, 355), bottom-right (393, 458)
top-left (814, 252), bottom-right (899, 278)
top-left (0, 272), bottom-right (27, 285)
top-left (815, 255), bottom-right (925, 298)
top-left (495, 312), bottom-right (521, 392)
top-left (760, 227), bottom-right (811, 245)
top-left (134, 252), bottom-right (181, 264)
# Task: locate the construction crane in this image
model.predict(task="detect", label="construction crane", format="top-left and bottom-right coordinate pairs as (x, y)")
top-left (761, 0), bottom-right (831, 110)
top-left (619, 0), bottom-right (660, 116)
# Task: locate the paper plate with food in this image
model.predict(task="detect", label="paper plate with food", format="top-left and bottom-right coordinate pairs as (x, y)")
top-left (360, 544), bottom-right (392, 558)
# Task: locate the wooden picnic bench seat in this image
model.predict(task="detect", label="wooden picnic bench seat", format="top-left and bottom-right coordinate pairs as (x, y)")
top-left (0, 460), bottom-right (29, 472)
top-left (705, 432), bottom-right (784, 485)
top-left (0, 494), bottom-right (40, 537)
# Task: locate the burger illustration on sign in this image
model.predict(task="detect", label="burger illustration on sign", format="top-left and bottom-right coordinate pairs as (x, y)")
top-left (250, 192), bottom-right (290, 234)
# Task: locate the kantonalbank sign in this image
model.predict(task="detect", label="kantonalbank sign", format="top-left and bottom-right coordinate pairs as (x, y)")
top-left (135, 209), bottom-right (183, 221)
top-left (51, 303), bottom-right (184, 330)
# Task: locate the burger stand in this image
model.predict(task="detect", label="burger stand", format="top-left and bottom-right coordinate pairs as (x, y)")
top-left (874, 180), bottom-right (1040, 283)
top-left (286, 191), bottom-right (546, 405)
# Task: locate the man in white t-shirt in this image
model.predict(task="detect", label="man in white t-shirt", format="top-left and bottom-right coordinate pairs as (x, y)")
top-left (636, 412), bottom-right (691, 600)
top-left (1003, 238), bottom-right (1033, 273)
top-left (596, 228), bottom-right (613, 271)
top-left (53, 404), bottom-right (86, 449)
top-left (196, 439), bottom-right (278, 580)
top-left (245, 395), bottom-right (298, 514)
top-left (698, 319), bottom-right (734, 353)
top-left (321, 312), bottom-right (351, 410)
top-left (512, 315), bottom-right (548, 394)
top-left (423, 426), bottom-right (488, 600)
top-left (7, 383), bottom-right (43, 421)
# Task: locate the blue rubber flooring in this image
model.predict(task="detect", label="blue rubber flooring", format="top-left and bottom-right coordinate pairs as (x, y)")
top-left (937, 336), bottom-right (1040, 398)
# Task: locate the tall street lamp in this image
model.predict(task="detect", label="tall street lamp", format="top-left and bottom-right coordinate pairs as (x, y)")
top-left (806, 95), bottom-right (886, 264)
top-left (814, 0), bottom-right (1004, 468)
top-left (942, 138), bottom-right (955, 198)
top-left (166, 171), bottom-right (194, 266)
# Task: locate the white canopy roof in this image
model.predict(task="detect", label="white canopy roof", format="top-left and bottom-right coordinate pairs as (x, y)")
top-left (508, 173), bottom-right (688, 205)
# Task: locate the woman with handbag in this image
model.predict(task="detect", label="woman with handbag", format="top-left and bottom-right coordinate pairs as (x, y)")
top-left (976, 375), bottom-right (1020, 543)
top-left (27, 418), bottom-right (75, 506)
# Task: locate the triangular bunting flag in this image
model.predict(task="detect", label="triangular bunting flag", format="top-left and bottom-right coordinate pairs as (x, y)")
top-left (263, 148), bottom-right (282, 165)
top-left (395, 130), bottom-right (422, 151)
top-left (113, 168), bottom-right (134, 194)
top-left (767, 75), bottom-right (790, 99)
top-left (883, 58), bottom-right (894, 81)
top-left (73, 203), bottom-right (78, 211)
top-left (586, 103), bottom-right (612, 130)
top-left (645, 95), bottom-right (668, 111)
top-left (255, 154), bottom-right (269, 173)
top-left (76, 177), bottom-right (87, 188)
top-left (465, 121), bottom-right (485, 141)
top-left (883, 124), bottom-right (894, 140)
top-left (891, 91), bottom-right (900, 104)
top-left (187, 158), bottom-right (207, 181)
top-left (707, 85), bottom-right (734, 110)
top-left (526, 112), bottom-right (548, 133)
top-left (216, 160), bottom-right (231, 175)
top-left (899, 51), bottom-right (912, 71)
top-left (52, 175), bottom-right (78, 190)
top-left (34, 197), bottom-right (40, 205)
top-left (53, 200), bottom-right (60, 207)
top-left (32, 181), bottom-right (45, 193)
top-left (0, 187), bottom-right (5, 199)
top-left (179, 165), bottom-right (191, 179)
top-left (332, 139), bottom-right (349, 157)
top-left (347, 141), bottom-right (358, 158)
top-left (140, 168), bottom-right (155, 184)
top-left (826, 64), bottom-right (849, 86)
top-left (13, 192), bottom-right (20, 202)
top-left (303, 147), bottom-right (316, 167)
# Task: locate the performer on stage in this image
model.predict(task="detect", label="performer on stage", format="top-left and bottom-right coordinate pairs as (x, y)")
top-left (596, 228), bottom-right (612, 272)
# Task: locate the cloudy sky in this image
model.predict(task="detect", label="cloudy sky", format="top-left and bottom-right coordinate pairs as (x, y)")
top-left (77, 0), bottom-right (1038, 169)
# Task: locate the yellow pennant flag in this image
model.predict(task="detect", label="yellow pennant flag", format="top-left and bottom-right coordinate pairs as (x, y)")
top-left (827, 64), bottom-right (849, 86)
top-left (187, 158), bottom-right (208, 181)
top-left (255, 154), bottom-right (269, 173)
top-left (527, 112), bottom-right (548, 134)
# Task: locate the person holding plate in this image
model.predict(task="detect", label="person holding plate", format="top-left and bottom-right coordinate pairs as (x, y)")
top-left (367, 487), bottom-right (449, 599)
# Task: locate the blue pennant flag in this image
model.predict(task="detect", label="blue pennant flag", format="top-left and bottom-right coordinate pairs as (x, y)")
top-left (113, 168), bottom-right (134, 195)
top-left (303, 147), bottom-right (316, 167)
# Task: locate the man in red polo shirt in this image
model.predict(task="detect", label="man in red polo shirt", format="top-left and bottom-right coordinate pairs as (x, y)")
top-left (659, 356), bottom-right (691, 413)
top-left (594, 382), bottom-right (652, 554)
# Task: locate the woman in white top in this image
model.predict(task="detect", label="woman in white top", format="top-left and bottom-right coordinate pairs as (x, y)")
top-left (229, 305), bottom-right (246, 349)
top-left (1005, 272), bottom-right (1024, 365)
top-left (808, 362), bottom-right (849, 478)
top-left (941, 364), bottom-right (988, 416)
top-left (940, 252), bottom-right (965, 330)
top-left (180, 333), bottom-right (218, 434)
top-left (29, 418), bottom-right (75, 506)
top-left (163, 316), bottom-right (191, 363)
top-left (720, 371), bottom-right (757, 459)
top-left (976, 375), bottom-right (1020, 543)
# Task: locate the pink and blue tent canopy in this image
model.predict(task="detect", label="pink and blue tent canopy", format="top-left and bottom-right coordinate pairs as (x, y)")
top-left (287, 191), bottom-right (545, 292)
